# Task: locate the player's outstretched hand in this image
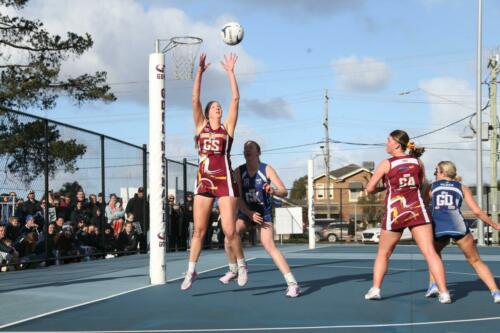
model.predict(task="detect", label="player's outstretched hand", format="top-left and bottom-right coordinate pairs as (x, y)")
top-left (198, 53), bottom-right (210, 72)
top-left (221, 53), bottom-right (238, 72)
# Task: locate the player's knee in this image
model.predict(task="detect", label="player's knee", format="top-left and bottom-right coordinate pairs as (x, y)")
top-left (466, 254), bottom-right (481, 266)
top-left (378, 248), bottom-right (393, 259)
top-left (192, 228), bottom-right (206, 239)
top-left (261, 240), bottom-right (275, 253)
top-left (224, 230), bottom-right (237, 242)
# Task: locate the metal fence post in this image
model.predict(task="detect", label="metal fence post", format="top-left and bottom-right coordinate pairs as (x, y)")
top-left (43, 119), bottom-right (50, 261)
top-left (183, 158), bottom-right (187, 205)
top-left (100, 135), bottom-right (106, 253)
top-left (143, 144), bottom-right (149, 250)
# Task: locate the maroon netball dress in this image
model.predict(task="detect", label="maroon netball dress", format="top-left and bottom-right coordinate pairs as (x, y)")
top-left (382, 155), bottom-right (430, 231)
top-left (194, 123), bottom-right (238, 197)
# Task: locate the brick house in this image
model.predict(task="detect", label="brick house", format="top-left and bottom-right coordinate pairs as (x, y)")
top-left (312, 163), bottom-right (385, 222)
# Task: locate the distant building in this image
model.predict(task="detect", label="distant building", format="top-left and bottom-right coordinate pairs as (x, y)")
top-left (311, 163), bottom-right (385, 222)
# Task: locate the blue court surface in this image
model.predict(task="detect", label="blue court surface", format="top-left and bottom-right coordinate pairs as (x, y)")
top-left (1, 244), bottom-right (499, 333)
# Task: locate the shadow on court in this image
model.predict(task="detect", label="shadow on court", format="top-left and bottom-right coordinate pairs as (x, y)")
top-left (0, 274), bottom-right (147, 293)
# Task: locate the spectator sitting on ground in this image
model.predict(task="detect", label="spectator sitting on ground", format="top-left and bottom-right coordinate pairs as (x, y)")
top-left (54, 225), bottom-right (79, 263)
top-left (6, 216), bottom-right (22, 243)
top-left (112, 217), bottom-right (125, 238)
top-left (0, 225), bottom-right (20, 271)
top-left (71, 201), bottom-right (88, 225)
top-left (126, 213), bottom-right (142, 235)
top-left (14, 231), bottom-right (39, 266)
top-left (90, 207), bottom-right (103, 226)
top-left (103, 224), bottom-right (117, 255)
top-left (21, 215), bottom-right (39, 235)
top-left (54, 217), bottom-right (65, 232)
top-left (35, 223), bottom-right (57, 263)
top-left (105, 194), bottom-right (125, 226)
top-left (86, 224), bottom-right (99, 249)
top-left (117, 221), bottom-right (138, 254)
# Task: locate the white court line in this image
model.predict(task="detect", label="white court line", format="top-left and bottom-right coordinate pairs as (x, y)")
top-left (0, 259), bottom-right (256, 331)
top-left (3, 316), bottom-right (500, 332)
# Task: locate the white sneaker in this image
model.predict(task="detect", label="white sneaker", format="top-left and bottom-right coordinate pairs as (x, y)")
top-left (286, 283), bottom-right (301, 298)
top-left (237, 265), bottom-right (248, 287)
top-left (219, 271), bottom-right (238, 284)
top-left (438, 291), bottom-right (452, 304)
top-left (364, 287), bottom-right (381, 300)
top-left (180, 271), bottom-right (197, 291)
top-left (492, 290), bottom-right (500, 304)
top-left (425, 283), bottom-right (439, 298)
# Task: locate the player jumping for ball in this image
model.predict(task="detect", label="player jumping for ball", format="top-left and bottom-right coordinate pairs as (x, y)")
top-left (181, 53), bottom-right (248, 290)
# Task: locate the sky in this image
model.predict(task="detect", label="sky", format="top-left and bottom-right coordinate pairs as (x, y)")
top-left (6, 0), bottom-right (500, 189)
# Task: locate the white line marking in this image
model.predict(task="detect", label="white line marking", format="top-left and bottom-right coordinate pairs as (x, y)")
top-left (0, 260), bottom-right (256, 331)
top-left (3, 316), bottom-right (500, 332)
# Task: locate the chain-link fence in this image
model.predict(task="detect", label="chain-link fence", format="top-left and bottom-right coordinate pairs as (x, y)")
top-left (0, 107), bottom-right (149, 269)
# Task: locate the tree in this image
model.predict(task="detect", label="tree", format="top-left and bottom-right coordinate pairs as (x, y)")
top-left (0, 115), bottom-right (86, 184)
top-left (58, 181), bottom-right (84, 200)
top-left (0, 0), bottom-right (116, 110)
top-left (0, 0), bottom-right (114, 184)
top-left (290, 175), bottom-right (307, 201)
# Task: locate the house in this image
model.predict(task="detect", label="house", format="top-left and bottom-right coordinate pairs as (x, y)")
top-left (311, 163), bottom-right (385, 222)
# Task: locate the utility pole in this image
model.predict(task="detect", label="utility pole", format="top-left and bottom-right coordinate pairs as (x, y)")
top-left (323, 89), bottom-right (331, 219)
top-left (489, 53), bottom-right (499, 244)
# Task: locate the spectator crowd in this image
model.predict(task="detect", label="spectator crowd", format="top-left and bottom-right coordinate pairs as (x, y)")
top-left (0, 188), bottom-right (242, 272)
top-left (0, 187), bottom-right (148, 271)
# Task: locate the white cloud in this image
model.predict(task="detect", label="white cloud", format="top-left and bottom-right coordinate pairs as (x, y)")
top-left (332, 56), bottom-right (391, 92)
top-left (418, 77), bottom-right (481, 184)
top-left (241, 97), bottom-right (294, 119)
top-left (20, 0), bottom-right (259, 107)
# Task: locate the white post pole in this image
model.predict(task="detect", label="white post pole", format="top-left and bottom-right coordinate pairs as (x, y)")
top-left (149, 50), bottom-right (167, 284)
top-left (354, 204), bottom-right (357, 243)
top-left (308, 159), bottom-right (315, 249)
top-left (475, 0), bottom-right (485, 246)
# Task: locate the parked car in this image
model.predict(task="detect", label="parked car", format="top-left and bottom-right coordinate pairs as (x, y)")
top-left (318, 222), bottom-right (350, 243)
top-left (468, 219), bottom-right (494, 245)
top-left (362, 227), bottom-right (413, 243)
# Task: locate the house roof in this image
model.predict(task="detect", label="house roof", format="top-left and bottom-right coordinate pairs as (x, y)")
top-left (313, 164), bottom-right (372, 182)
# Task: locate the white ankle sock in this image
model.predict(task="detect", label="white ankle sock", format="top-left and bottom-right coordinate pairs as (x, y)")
top-left (284, 272), bottom-right (297, 285)
top-left (188, 261), bottom-right (196, 273)
top-left (228, 263), bottom-right (238, 273)
top-left (237, 258), bottom-right (246, 267)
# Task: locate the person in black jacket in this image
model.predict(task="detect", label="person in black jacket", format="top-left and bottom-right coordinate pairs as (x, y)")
top-left (0, 225), bottom-right (19, 270)
top-left (6, 216), bottom-right (22, 243)
top-left (125, 187), bottom-right (148, 253)
top-left (23, 190), bottom-right (39, 217)
top-left (117, 222), bottom-right (138, 254)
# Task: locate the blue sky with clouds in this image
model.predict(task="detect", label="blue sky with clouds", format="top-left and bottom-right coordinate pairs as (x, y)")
top-left (10, 0), bottom-right (500, 188)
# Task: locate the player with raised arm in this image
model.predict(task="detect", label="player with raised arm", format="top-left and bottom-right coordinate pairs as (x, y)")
top-left (425, 161), bottom-right (500, 303)
top-left (181, 53), bottom-right (247, 290)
